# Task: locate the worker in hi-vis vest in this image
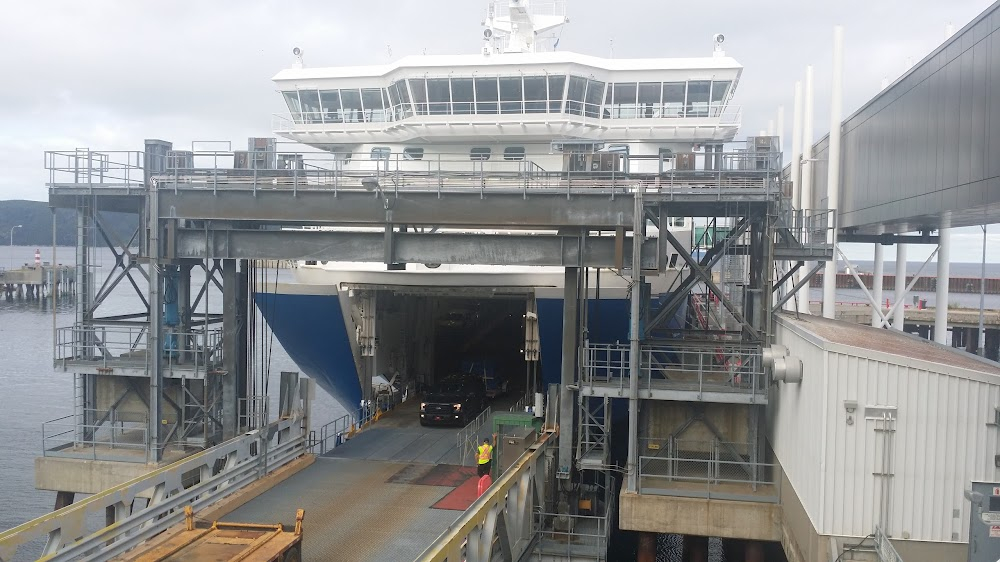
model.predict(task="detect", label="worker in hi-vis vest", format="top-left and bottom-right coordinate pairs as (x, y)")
top-left (477, 434), bottom-right (497, 477)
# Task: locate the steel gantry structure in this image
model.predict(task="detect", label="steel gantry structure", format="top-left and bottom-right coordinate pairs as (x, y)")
top-left (35, 137), bottom-right (831, 560)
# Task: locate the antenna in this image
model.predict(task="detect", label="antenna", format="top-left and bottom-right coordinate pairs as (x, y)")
top-left (484, 0), bottom-right (569, 54)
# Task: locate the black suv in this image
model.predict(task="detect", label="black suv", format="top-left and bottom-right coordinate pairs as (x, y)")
top-left (420, 376), bottom-right (486, 426)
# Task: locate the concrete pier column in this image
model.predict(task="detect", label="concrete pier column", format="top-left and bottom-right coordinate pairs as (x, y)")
top-left (893, 243), bottom-right (907, 330)
top-left (986, 329), bottom-right (1000, 361)
top-left (967, 328), bottom-right (980, 354)
top-left (684, 535), bottom-right (708, 562)
top-left (745, 541), bottom-right (764, 562)
top-left (54, 491), bottom-right (74, 510)
top-left (637, 532), bottom-right (656, 562)
top-left (935, 228), bottom-right (951, 343)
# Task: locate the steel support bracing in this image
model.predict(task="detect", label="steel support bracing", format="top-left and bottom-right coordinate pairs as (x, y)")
top-left (626, 191), bottom-right (642, 493)
top-left (148, 187), bottom-right (163, 463)
top-left (557, 267), bottom-right (579, 480)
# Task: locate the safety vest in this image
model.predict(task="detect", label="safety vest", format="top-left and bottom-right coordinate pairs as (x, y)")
top-left (477, 443), bottom-right (493, 464)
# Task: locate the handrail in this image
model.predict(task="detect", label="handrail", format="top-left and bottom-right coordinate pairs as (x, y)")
top-left (0, 414), bottom-right (306, 562)
top-left (874, 525), bottom-right (904, 562)
top-left (418, 431), bottom-right (554, 562)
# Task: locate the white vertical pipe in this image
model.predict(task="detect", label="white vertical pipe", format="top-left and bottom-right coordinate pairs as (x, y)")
top-left (798, 66), bottom-right (815, 315)
top-left (934, 228), bottom-right (951, 343)
top-left (767, 119), bottom-right (775, 137)
top-left (791, 82), bottom-right (803, 210)
top-left (776, 105), bottom-right (785, 152)
top-left (871, 224), bottom-right (885, 327)
top-left (823, 26), bottom-right (844, 319)
top-left (893, 243), bottom-right (907, 331)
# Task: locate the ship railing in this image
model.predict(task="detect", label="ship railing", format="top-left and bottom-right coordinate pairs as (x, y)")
top-left (776, 208), bottom-right (835, 257)
top-left (509, 391), bottom-right (534, 413)
top-left (54, 323), bottom-right (225, 377)
top-left (582, 342), bottom-right (767, 399)
top-left (270, 104), bottom-right (741, 131)
top-left (874, 525), bottom-right (905, 562)
top-left (44, 149), bottom-right (146, 188)
top-left (152, 149), bottom-right (782, 198)
top-left (456, 405), bottom-right (494, 466)
top-left (307, 413), bottom-right (353, 455)
top-left (531, 473), bottom-right (616, 559)
top-left (42, 408), bottom-right (149, 463)
top-left (2, 413), bottom-right (307, 561)
top-left (638, 449), bottom-right (779, 503)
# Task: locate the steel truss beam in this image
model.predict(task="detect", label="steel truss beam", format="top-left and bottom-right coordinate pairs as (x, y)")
top-left (171, 228), bottom-right (663, 269)
top-left (772, 261), bottom-right (826, 314)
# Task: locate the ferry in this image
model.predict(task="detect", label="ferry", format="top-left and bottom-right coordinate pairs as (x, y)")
top-left (257, 0), bottom-right (744, 411)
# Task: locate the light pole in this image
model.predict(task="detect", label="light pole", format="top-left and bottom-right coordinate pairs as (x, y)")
top-left (9, 224), bottom-right (22, 269)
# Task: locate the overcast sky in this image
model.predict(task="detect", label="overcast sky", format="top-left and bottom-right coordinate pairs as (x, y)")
top-left (0, 0), bottom-right (995, 261)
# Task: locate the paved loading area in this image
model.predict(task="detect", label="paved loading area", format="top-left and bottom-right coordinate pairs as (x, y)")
top-left (219, 397), bottom-right (513, 561)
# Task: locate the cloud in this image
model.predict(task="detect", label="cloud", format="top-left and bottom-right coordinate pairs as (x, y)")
top-left (0, 0), bottom-right (993, 203)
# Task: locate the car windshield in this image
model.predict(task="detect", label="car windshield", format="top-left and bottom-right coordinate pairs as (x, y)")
top-left (432, 382), bottom-right (464, 394)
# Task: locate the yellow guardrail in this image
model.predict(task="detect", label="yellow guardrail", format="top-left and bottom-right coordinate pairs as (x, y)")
top-left (417, 430), bottom-right (555, 562)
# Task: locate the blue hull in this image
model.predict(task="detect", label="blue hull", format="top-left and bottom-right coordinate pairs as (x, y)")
top-left (255, 292), bottom-right (362, 410)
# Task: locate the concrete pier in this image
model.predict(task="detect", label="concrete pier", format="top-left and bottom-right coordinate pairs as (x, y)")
top-left (1, 264), bottom-right (75, 300)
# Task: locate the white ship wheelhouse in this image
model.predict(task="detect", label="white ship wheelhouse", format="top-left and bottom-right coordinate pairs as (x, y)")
top-left (271, 53), bottom-right (743, 174)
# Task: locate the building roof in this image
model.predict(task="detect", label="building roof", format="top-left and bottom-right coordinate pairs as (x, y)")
top-left (777, 313), bottom-right (1000, 377)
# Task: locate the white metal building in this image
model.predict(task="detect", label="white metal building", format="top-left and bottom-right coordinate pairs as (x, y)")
top-left (770, 313), bottom-right (1000, 560)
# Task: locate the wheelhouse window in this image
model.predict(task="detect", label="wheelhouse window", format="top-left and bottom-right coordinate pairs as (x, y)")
top-left (547, 75), bottom-right (566, 112)
top-left (503, 146), bottom-right (525, 161)
top-left (282, 91), bottom-right (301, 122)
top-left (470, 147), bottom-right (492, 161)
top-left (320, 90), bottom-right (342, 123)
top-left (403, 147), bottom-right (424, 160)
top-left (409, 78), bottom-right (428, 115)
top-left (499, 77), bottom-right (523, 114)
top-left (426, 79), bottom-right (451, 115)
top-left (451, 78), bottom-right (474, 114)
top-left (662, 83), bottom-right (685, 117)
top-left (711, 80), bottom-right (732, 115)
top-left (361, 88), bottom-right (388, 122)
top-left (475, 77), bottom-right (499, 114)
top-left (566, 76), bottom-right (587, 116)
top-left (299, 89), bottom-right (322, 123)
top-left (637, 82), bottom-right (661, 118)
top-left (611, 82), bottom-right (637, 118)
top-left (584, 79), bottom-right (605, 118)
top-left (686, 81), bottom-right (711, 117)
top-left (523, 76), bottom-right (547, 113)
top-left (340, 89), bottom-right (363, 123)
top-left (391, 81), bottom-right (413, 119)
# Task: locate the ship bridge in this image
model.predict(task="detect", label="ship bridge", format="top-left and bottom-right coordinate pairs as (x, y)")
top-left (271, 52), bottom-right (742, 146)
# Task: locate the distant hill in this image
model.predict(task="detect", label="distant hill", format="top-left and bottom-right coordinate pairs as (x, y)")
top-left (0, 200), bottom-right (139, 246)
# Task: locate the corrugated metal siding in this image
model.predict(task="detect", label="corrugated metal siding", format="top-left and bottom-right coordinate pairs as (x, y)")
top-left (769, 320), bottom-right (828, 536)
top-left (773, 317), bottom-right (1000, 543)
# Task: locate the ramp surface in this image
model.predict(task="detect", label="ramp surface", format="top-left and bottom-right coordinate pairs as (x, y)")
top-left (220, 397), bottom-right (515, 561)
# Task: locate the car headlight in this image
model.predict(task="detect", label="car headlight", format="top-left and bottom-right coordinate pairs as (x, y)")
top-left (420, 402), bottom-right (427, 410)
top-left (452, 403), bottom-right (462, 411)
